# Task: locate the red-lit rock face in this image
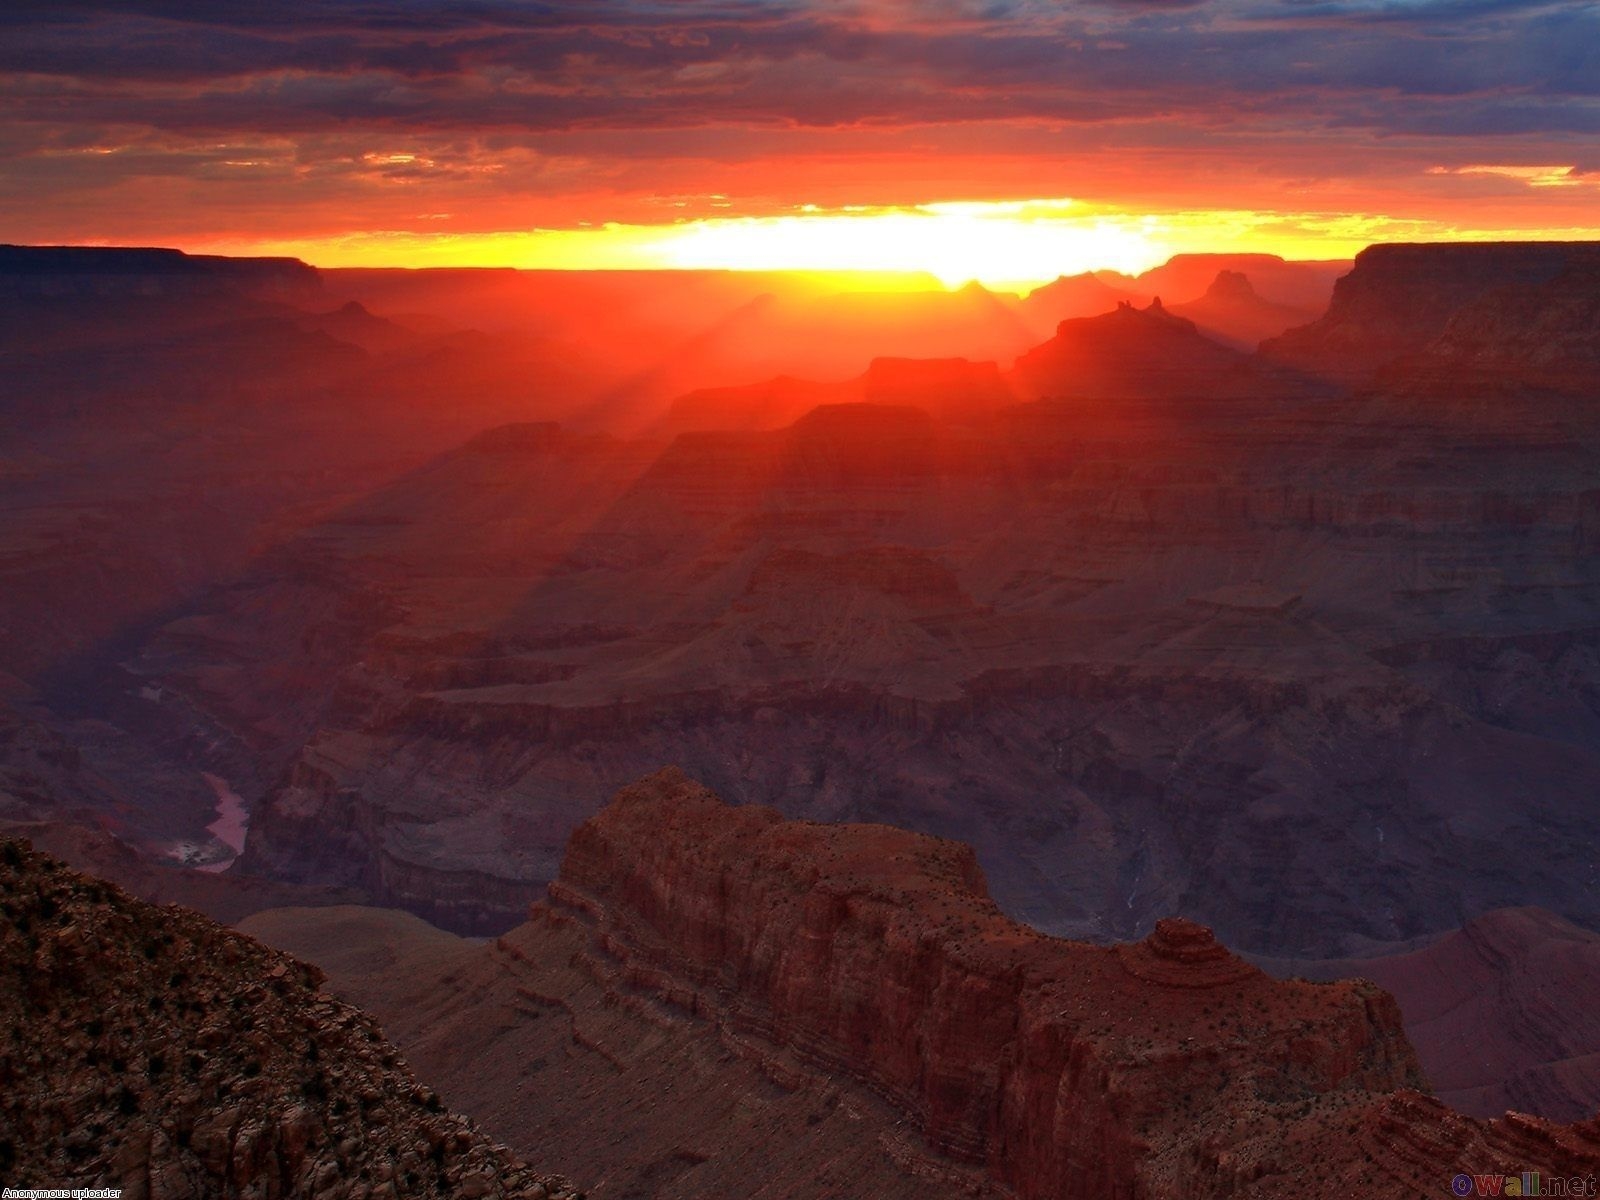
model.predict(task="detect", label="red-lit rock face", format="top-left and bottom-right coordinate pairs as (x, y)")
top-left (540, 768), bottom-right (1600, 1198)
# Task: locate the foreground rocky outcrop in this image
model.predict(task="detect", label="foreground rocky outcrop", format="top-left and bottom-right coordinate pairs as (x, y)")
top-left (551, 770), bottom-right (1600, 1197)
top-left (251, 770), bottom-right (1600, 1200)
top-left (0, 837), bottom-right (577, 1200)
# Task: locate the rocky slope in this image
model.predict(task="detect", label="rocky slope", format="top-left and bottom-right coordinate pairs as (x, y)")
top-left (245, 770), bottom-right (1600, 1200)
top-left (244, 900), bottom-right (1011, 1200)
top-left (0, 835), bottom-right (576, 1200)
top-left (1407, 265), bottom-right (1600, 391)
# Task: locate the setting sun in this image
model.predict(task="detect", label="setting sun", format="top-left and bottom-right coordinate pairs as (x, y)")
top-left (181, 198), bottom-right (1600, 293)
top-left (644, 201), bottom-right (1163, 288)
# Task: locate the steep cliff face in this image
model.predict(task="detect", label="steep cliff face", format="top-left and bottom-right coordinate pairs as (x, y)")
top-left (241, 773), bottom-right (1600, 1199)
top-left (1261, 241), bottom-right (1600, 383)
top-left (539, 769), bottom-right (1600, 1198)
top-left (1409, 267), bottom-right (1600, 391)
top-left (0, 837), bottom-right (576, 1200)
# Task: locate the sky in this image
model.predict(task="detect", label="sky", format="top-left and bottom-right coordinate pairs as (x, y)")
top-left (3, 0), bottom-right (1599, 285)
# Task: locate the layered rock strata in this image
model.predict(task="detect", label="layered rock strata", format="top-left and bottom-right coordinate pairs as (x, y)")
top-left (532, 769), bottom-right (1600, 1198)
top-left (1262, 241), bottom-right (1600, 382)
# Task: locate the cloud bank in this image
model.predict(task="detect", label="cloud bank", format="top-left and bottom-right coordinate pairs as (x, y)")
top-left (3, 0), bottom-right (1597, 252)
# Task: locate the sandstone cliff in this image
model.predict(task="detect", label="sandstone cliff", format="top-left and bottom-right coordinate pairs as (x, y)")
top-left (529, 769), bottom-right (1600, 1198)
top-left (1261, 241), bottom-right (1600, 383)
top-left (0, 837), bottom-right (577, 1200)
top-left (1406, 265), bottom-right (1600, 391)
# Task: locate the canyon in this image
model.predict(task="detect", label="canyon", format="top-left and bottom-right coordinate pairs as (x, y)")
top-left (3, 238), bottom-right (1600, 1155)
top-left (202, 245), bottom-right (1600, 964)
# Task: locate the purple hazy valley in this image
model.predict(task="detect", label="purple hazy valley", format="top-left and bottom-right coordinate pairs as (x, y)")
top-left (4, 240), bottom-right (1600, 1196)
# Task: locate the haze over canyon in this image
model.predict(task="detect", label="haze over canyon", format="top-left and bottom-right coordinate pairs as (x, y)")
top-left (0, 233), bottom-right (1597, 1197)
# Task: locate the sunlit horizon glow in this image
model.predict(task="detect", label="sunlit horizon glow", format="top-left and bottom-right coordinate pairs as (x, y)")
top-left (8, 2), bottom-right (1600, 287)
top-left (179, 197), bottom-right (1600, 292)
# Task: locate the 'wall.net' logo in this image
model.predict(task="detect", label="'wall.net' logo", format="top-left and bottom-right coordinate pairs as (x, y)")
top-left (1452, 1174), bottom-right (1600, 1197)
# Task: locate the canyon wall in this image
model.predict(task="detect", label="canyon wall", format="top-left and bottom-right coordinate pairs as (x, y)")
top-left (1262, 241), bottom-right (1600, 382)
top-left (535, 769), bottom-right (1600, 1198)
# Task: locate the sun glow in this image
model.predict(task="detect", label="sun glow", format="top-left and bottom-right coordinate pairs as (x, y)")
top-left (645, 200), bottom-right (1163, 288)
top-left (190, 199), bottom-right (1600, 292)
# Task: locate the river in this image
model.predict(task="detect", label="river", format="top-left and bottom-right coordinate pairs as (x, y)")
top-left (198, 772), bottom-right (249, 873)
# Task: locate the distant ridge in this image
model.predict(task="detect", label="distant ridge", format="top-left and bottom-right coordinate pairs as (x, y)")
top-left (0, 243), bottom-right (321, 300)
top-left (1262, 240), bottom-right (1600, 383)
top-left (1012, 296), bottom-right (1256, 398)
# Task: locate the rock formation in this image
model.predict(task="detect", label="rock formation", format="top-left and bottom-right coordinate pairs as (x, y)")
top-left (0, 244), bottom-right (322, 302)
top-left (1168, 271), bottom-right (1319, 350)
top-left (10, 241), bottom-right (1600, 1132)
top-left (1021, 256), bottom-right (1344, 346)
top-left (0, 835), bottom-right (577, 1200)
top-left (1020, 271), bottom-right (1145, 332)
top-left (246, 770), bottom-right (1600, 1200)
top-left (550, 770), bottom-right (1420, 1198)
top-left (222, 335), bottom-right (1600, 958)
top-left (1261, 241), bottom-right (1600, 383)
top-left (1011, 299), bottom-right (1259, 398)
top-left (1129, 254), bottom-right (1347, 313)
top-left (1406, 266), bottom-right (1600, 392)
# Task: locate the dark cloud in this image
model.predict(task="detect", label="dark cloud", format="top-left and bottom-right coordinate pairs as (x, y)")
top-left (1, 0), bottom-right (1593, 115)
top-left (1255, 0), bottom-right (1574, 25)
top-left (1, 0), bottom-right (1597, 235)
